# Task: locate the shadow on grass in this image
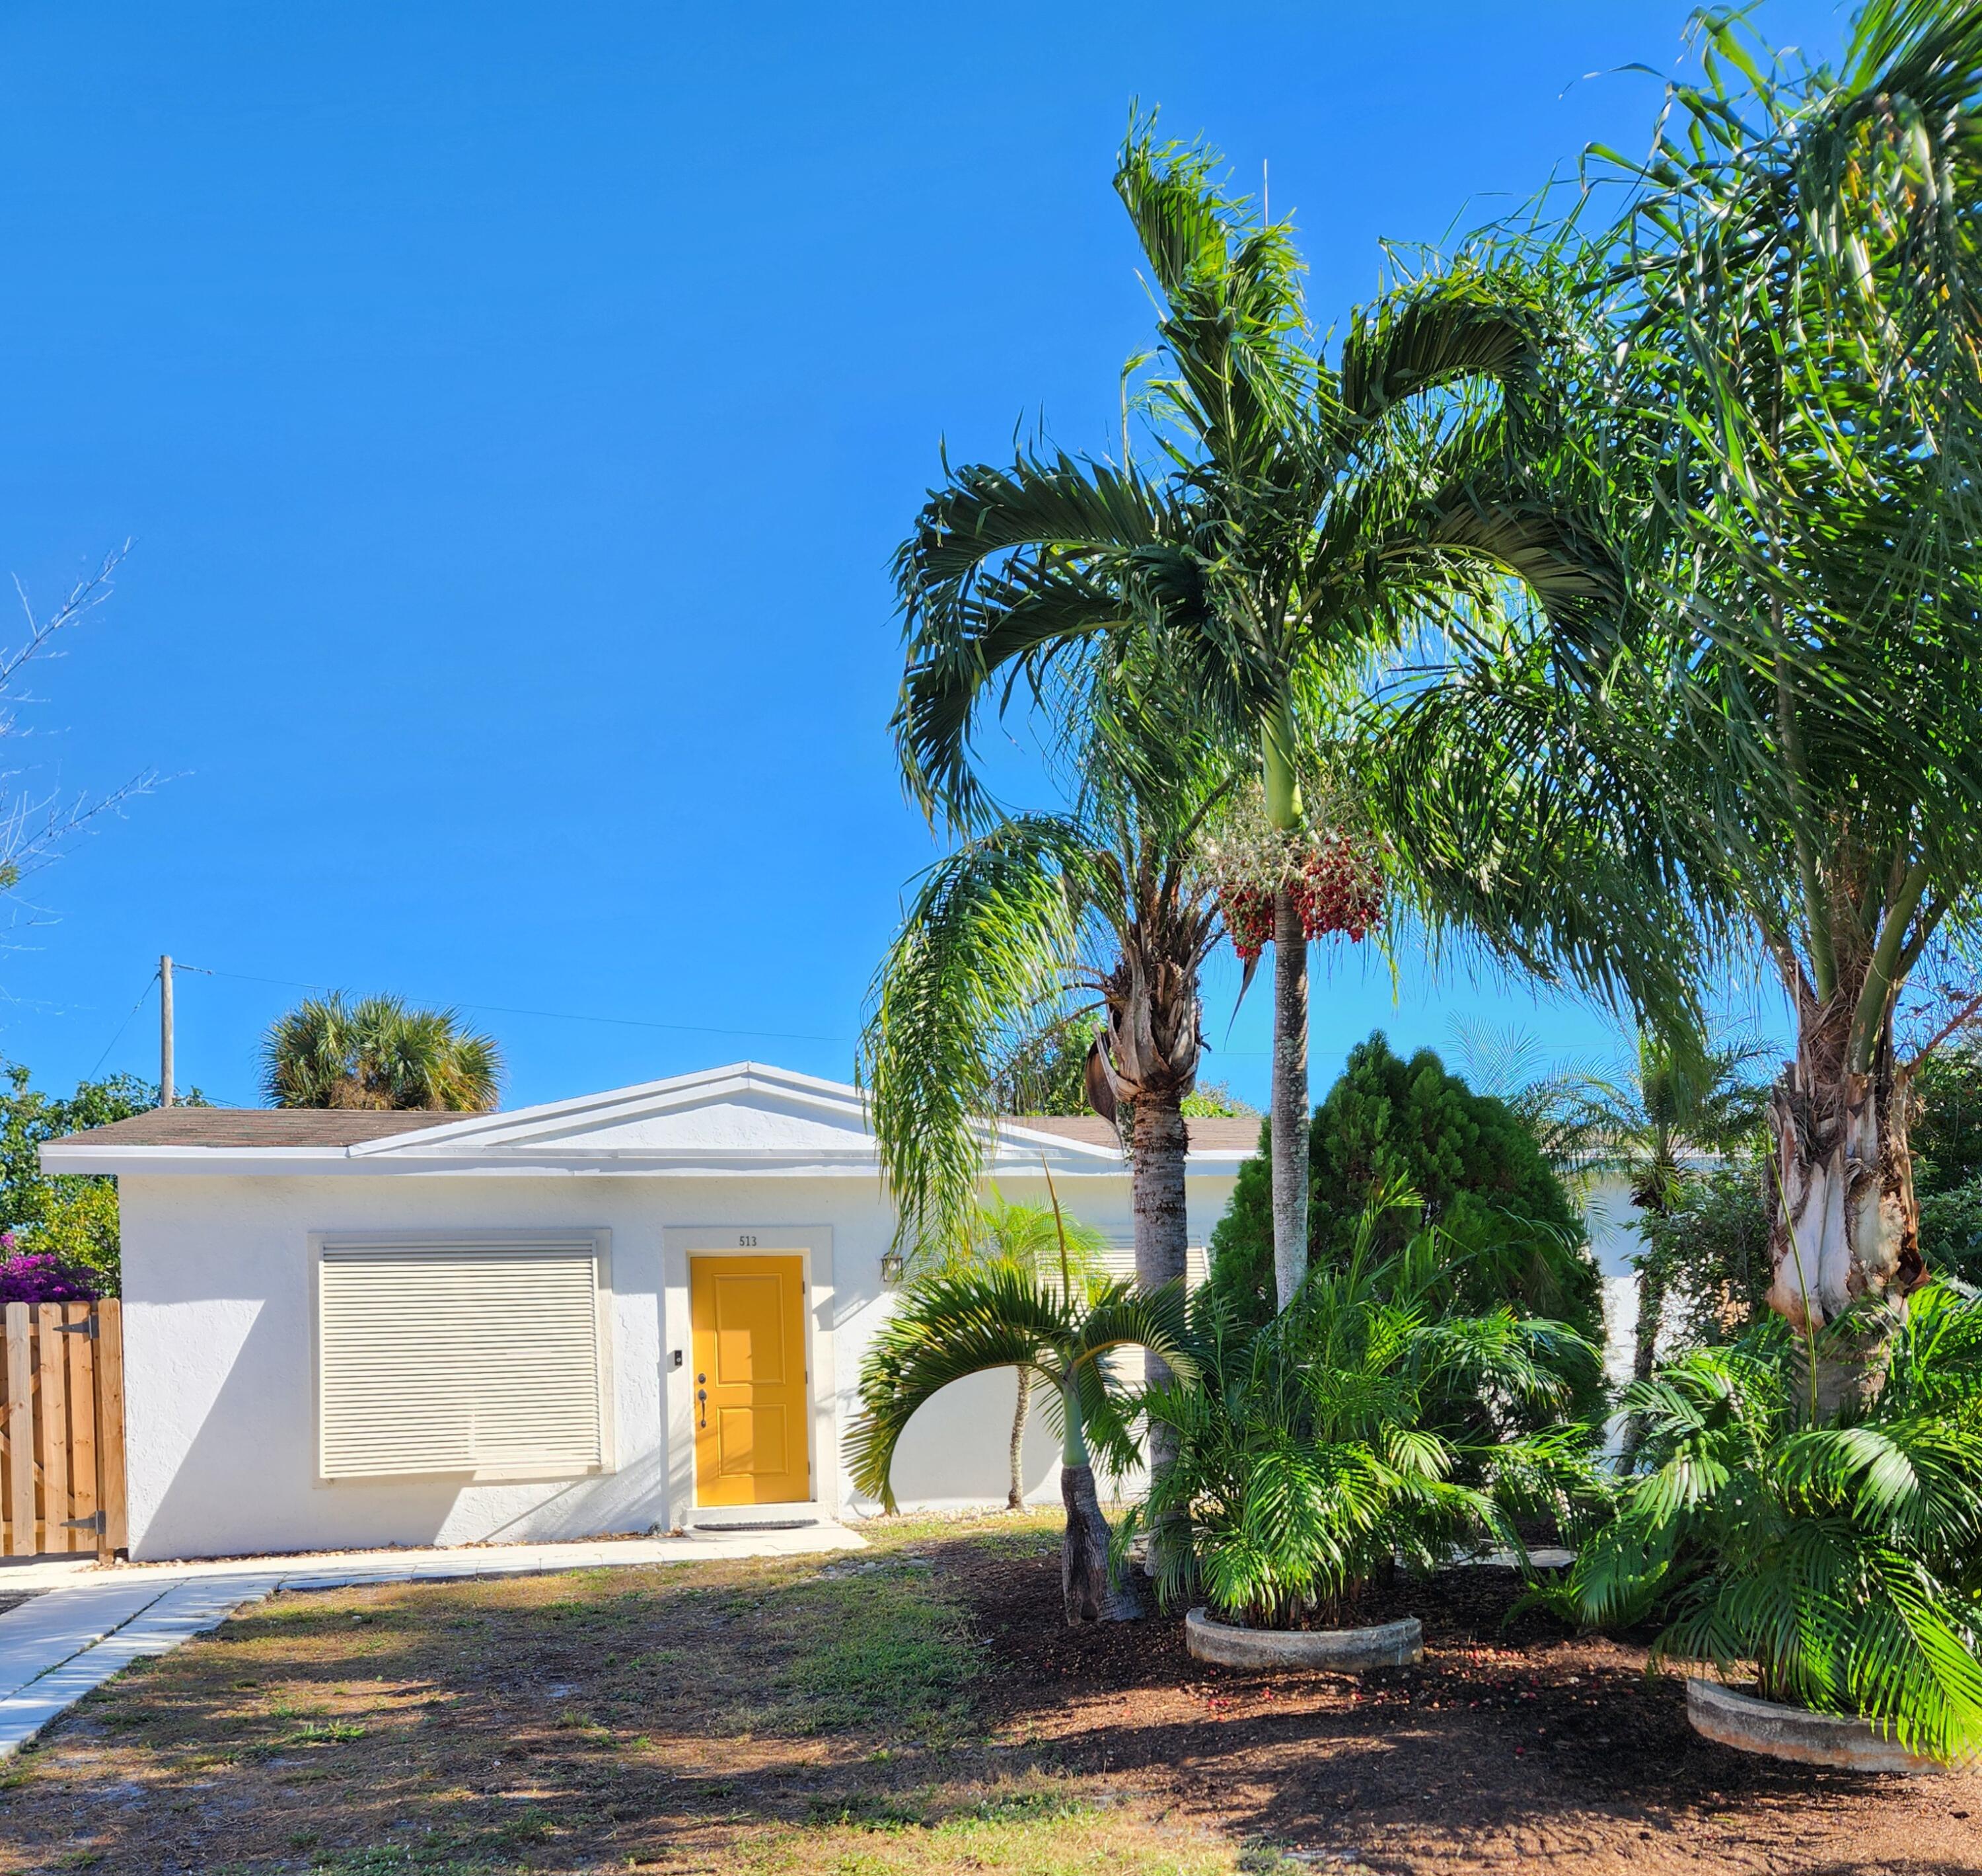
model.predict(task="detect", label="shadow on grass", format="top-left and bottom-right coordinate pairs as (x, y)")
top-left (0, 1524), bottom-right (1247, 1875)
top-left (1, 1515), bottom-right (1974, 1876)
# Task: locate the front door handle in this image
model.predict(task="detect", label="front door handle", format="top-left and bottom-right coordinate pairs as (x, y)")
top-left (696, 1387), bottom-right (708, 1429)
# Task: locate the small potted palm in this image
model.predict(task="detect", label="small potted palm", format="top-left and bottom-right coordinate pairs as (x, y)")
top-left (1134, 1190), bottom-right (1603, 1670)
top-left (1553, 1284), bottom-right (1982, 1771)
top-left (849, 1191), bottom-right (1193, 1625)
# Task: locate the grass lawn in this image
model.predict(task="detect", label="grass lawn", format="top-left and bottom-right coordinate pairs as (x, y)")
top-left (0, 1511), bottom-right (1975, 1875)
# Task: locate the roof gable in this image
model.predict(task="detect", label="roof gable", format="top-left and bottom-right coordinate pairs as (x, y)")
top-left (353, 1063), bottom-right (885, 1163)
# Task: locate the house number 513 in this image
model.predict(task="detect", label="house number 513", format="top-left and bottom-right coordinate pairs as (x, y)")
top-left (737, 1234), bottom-right (758, 1248)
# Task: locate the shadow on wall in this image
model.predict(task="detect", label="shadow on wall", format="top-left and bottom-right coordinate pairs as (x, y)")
top-left (135, 1299), bottom-right (668, 1562)
top-left (855, 1367), bottom-right (1080, 1514)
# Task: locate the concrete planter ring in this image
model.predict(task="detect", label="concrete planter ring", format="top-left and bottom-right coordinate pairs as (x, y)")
top-left (1185, 1606), bottom-right (1423, 1671)
top-left (1686, 1678), bottom-right (1946, 1774)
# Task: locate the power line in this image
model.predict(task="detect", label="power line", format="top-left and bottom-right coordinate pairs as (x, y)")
top-left (89, 967), bottom-right (159, 1078)
top-left (173, 963), bottom-right (852, 1047)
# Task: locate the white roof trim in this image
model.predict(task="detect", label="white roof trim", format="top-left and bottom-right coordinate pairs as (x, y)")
top-left (40, 1060), bottom-right (1251, 1179)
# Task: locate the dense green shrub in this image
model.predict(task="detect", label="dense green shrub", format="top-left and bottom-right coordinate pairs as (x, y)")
top-left (1896, 1043), bottom-right (1982, 1287)
top-left (1910, 1043), bottom-right (1982, 1197)
top-left (1206, 1032), bottom-right (1599, 1341)
top-left (1917, 1177), bottom-right (1982, 1289)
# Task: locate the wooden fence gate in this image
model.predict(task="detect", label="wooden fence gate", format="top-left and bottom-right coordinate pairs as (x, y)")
top-left (0, 1299), bottom-right (127, 1559)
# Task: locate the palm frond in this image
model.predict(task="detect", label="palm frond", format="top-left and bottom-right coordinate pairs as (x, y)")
top-left (1560, 1291), bottom-right (1982, 1762)
top-left (846, 1265), bottom-right (1080, 1510)
top-left (1339, 261), bottom-right (1553, 423)
top-left (860, 815), bottom-right (1093, 1260)
top-left (892, 451), bottom-right (1202, 829)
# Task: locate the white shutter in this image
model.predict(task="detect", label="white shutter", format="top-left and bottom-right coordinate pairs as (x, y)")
top-left (1092, 1239), bottom-right (1206, 1386)
top-left (1091, 1238), bottom-right (1208, 1289)
top-left (316, 1237), bottom-right (608, 1480)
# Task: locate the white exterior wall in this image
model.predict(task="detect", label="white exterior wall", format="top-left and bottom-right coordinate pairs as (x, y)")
top-left (115, 1164), bottom-right (1236, 1562)
top-left (1580, 1174), bottom-right (1649, 1391)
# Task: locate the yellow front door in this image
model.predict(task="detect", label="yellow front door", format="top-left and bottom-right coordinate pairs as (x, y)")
top-left (690, 1254), bottom-right (811, 1506)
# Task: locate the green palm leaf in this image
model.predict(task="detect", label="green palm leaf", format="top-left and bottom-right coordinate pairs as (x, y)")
top-left (1562, 1290), bottom-right (1982, 1763)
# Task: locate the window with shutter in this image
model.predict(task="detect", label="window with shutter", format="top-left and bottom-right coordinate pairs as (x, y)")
top-left (314, 1236), bottom-right (611, 1481)
top-left (1089, 1239), bottom-right (1210, 1289)
top-left (1091, 1239), bottom-right (1207, 1387)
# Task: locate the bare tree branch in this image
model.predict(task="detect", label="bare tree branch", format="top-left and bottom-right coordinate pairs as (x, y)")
top-left (0, 543), bottom-right (154, 897)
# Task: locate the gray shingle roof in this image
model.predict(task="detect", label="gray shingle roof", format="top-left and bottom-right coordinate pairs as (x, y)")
top-left (51, 1107), bottom-right (1262, 1154)
top-left (48, 1109), bottom-right (472, 1148)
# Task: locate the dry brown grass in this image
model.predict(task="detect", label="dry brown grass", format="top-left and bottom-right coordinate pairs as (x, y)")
top-left (0, 1515), bottom-right (1250, 1876)
top-left (17, 1511), bottom-right (1961, 1875)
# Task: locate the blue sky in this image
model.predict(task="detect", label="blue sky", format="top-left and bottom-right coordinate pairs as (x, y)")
top-left (0, 2), bottom-right (1841, 1111)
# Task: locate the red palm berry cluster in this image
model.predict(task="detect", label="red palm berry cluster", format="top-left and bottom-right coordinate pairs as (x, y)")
top-left (1220, 835), bottom-right (1384, 962)
top-left (1291, 833), bottom-right (1384, 942)
top-left (1220, 885), bottom-right (1277, 963)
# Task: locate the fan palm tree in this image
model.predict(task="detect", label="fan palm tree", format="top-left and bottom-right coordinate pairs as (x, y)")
top-left (934, 1191), bottom-right (1109, 1509)
top-left (262, 993), bottom-right (501, 1111)
top-left (1553, 1034), bottom-right (1771, 1458)
top-left (849, 1200), bottom-right (1194, 1625)
top-left (895, 125), bottom-right (1634, 1312)
top-left (1384, 3), bottom-right (1982, 1409)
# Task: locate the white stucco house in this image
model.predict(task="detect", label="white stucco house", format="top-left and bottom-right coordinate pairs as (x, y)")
top-left (40, 1063), bottom-right (1252, 1563)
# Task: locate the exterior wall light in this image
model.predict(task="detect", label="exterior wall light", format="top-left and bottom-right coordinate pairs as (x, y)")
top-left (879, 1252), bottom-right (905, 1286)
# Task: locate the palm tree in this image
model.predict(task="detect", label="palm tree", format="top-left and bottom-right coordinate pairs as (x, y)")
top-left (1132, 1187), bottom-right (1602, 1627)
top-left (934, 1191), bottom-right (1109, 1509)
top-left (262, 993), bottom-right (501, 1111)
top-left (1553, 1034), bottom-right (1770, 1458)
top-left (990, 1012), bottom-right (1106, 1117)
top-left (1553, 1286), bottom-right (1982, 1766)
top-left (849, 1201), bottom-right (1193, 1625)
top-left (862, 706), bottom-right (1228, 1444)
top-left (895, 126), bottom-right (1625, 1312)
top-left (1385, 5), bottom-right (1982, 1408)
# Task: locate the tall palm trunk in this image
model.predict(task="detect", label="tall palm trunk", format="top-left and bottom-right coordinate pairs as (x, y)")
top-left (1128, 1098), bottom-right (1189, 1293)
top-left (1765, 978), bottom-right (1924, 1417)
top-left (1129, 1096), bottom-right (1189, 1481)
top-left (1006, 1368), bottom-right (1033, 1510)
top-left (1265, 704), bottom-right (1309, 1312)
top-left (1099, 922), bottom-right (1206, 1495)
top-left (1269, 889), bottom-right (1310, 1312)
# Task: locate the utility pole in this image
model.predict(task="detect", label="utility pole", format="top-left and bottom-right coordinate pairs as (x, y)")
top-left (160, 954), bottom-right (174, 1107)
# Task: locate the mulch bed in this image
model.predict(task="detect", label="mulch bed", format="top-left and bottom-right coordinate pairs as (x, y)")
top-left (932, 1531), bottom-right (1982, 1874)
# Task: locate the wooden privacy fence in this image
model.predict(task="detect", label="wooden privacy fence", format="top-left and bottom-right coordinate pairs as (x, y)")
top-left (0, 1300), bottom-right (127, 1559)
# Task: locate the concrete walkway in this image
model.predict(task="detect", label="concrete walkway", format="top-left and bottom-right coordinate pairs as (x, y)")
top-left (0, 1523), bottom-right (863, 1758)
